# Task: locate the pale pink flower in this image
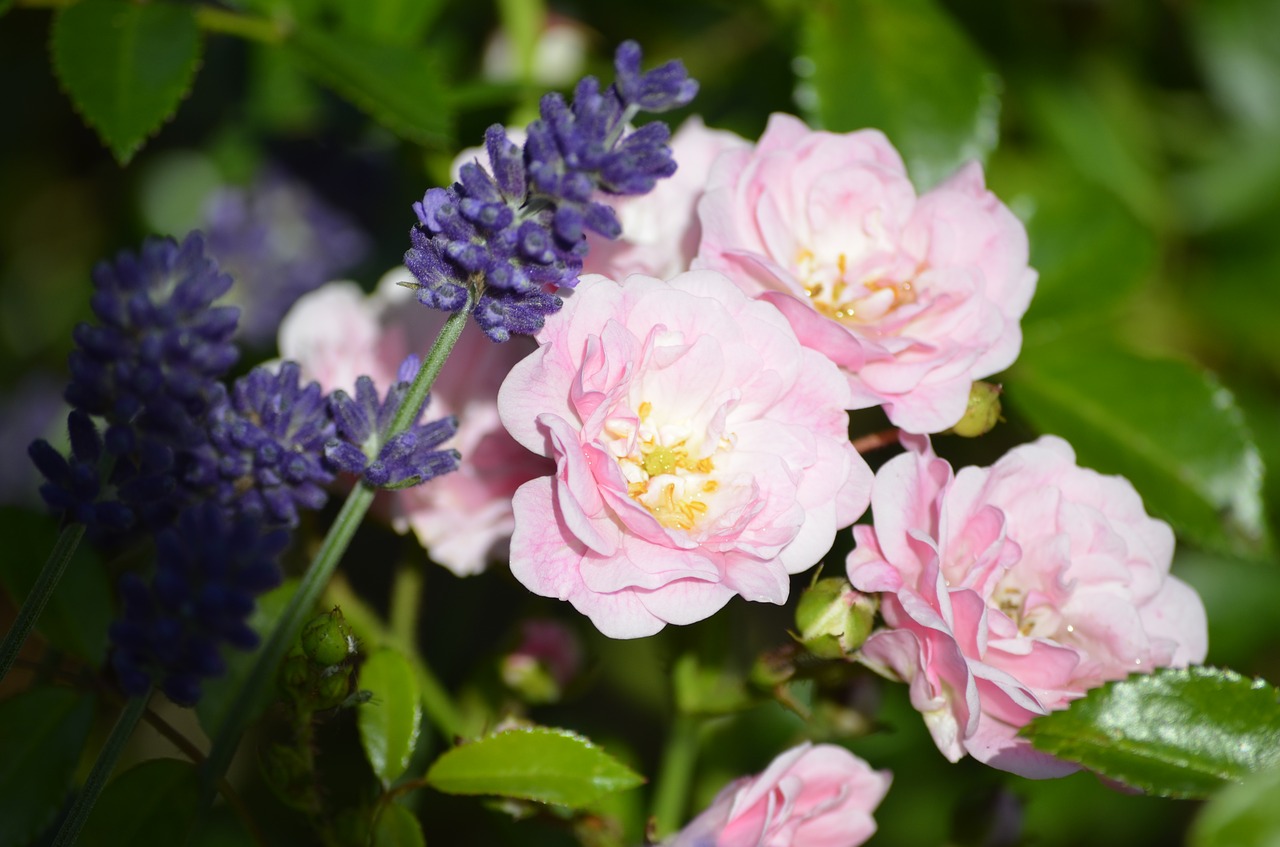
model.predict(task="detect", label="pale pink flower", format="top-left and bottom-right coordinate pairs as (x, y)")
top-left (665, 742), bottom-right (891, 847)
top-left (498, 270), bottom-right (871, 638)
top-left (695, 113), bottom-right (1036, 434)
top-left (583, 116), bottom-right (749, 280)
top-left (279, 269), bottom-right (551, 576)
top-left (846, 435), bottom-right (1208, 777)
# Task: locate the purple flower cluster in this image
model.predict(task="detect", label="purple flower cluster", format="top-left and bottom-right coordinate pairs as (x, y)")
top-left (325, 356), bottom-right (460, 490)
top-left (110, 503), bottom-right (288, 705)
top-left (403, 40), bottom-right (697, 342)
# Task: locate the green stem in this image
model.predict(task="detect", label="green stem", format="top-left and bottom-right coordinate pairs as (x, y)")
top-left (53, 692), bottom-right (150, 846)
top-left (0, 522), bottom-right (86, 684)
top-left (650, 712), bottom-right (701, 839)
top-left (193, 7), bottom-right (286, 45)
top-left (327, 574), bottom-right (466, 740)
top-left (199, 305), bottom-right (471, 799)
top-left (389, 563), bottom-right (422, 649)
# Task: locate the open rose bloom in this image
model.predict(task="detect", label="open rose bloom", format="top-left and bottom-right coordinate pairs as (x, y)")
top-left (665, 742), bottom-right (891, 847)
top-left (695, 113), bottom-right (1037, 434)
top-left (846, 435), bottom-right (1207, 777)
top-left (279, 270), bottom-right (551, 576)
top-left (499, 270), bottom-right (871, 638)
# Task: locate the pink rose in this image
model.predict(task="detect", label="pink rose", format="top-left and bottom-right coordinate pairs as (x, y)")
top-left (279, 270), bottom-right (551, 576)
top-left (695, 113), bottom-right (1036, 434)
top-left (583, 116), bottom-right (749, 280)
top-left (498, 270), bottom-right (871, 638)
top-left (846, 435), bottom-right (1208, 777)
top-left (665, 742), bottom-right (890, 847)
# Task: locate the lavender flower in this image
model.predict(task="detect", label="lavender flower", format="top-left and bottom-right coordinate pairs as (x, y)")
top-left (403, 40), bottom-right (698, 342)
top-left (185, 362), bottom-right (335, 528)
top-left (32, 234), bottom-right (240, 531)
top-left (203, 169), bottom-right (371, 347)
top-left (325, 356), bottom-right (460, 490)
top-left (109, 502), bottom-right (287, 705)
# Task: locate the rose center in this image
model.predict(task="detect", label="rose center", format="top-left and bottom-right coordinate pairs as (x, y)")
top-left (610, 400), bottom-right (724, 531)
top-left (796, 247), bottom-right (918, 325)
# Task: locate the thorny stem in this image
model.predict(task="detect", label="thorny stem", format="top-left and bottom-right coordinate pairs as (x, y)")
top-left (852, 427), bottom-right (902, 455)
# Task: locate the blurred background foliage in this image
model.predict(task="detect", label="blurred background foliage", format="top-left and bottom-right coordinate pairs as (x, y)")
top-left (2, 0), bottom-right (1280, 845)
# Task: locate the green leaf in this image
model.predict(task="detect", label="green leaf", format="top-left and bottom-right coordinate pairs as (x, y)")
top-left (80, 759), bottom-right (200, 847)
top-left (50, 0), bottom-right (202, 164)
top-left (1188, 0), bottom-right (1280, 133)
top-left (989, 157), bottom-right (1156, 342)
top-left (0, 688), bottom-right (95, 845)
top-left (1008, 339), bottom-right (1268, 555)
top-left (284, 25), bottom-right (451, 146)
top-left (196, 578), bottom-right (298, 736)
top-left (1023, 666), bottom-right (1280, 798)
top-left (358, 648), bottom-right (423, 785)
top-left (426, 726), bottom-right (646, 808)
top-left (0, 508), bottom-right (111, 663)
top-left (800, 0), bottom-right (1001, 189)
top-left (328, 0), bottom-right (443, 46)
top-left (1191, 762), bottom-right (1280, 847)
top-left (372, 803), bottom-right (427, 847)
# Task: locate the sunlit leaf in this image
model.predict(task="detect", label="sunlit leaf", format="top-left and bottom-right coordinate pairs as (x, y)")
top-left (1023, 667), bottom-right (1280, 799)
top-left (358, 648), bottom-right (423, 785)
top-left (50, 0), bottom-right (202, 164)
top-left (800, 0), bottom-right (1001, 189)
top-left (0, 688), bottom-right (95, 845)
top-left (426, 726), bottom-right (645, 808)
top-left (81, 759), bottom-right (200, 847)
top-left (1009, 339), bottom-right (1269, 556)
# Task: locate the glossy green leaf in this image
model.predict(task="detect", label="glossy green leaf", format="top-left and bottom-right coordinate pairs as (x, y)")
top-left (1191, 762), bottom-right (1280, 847)
top-left (80, 758), bottom-right (200, 847)
top-left (358, 648), bottom-right (423, 785)
top-left (284, 25), bottom-right (451, 146)
top-left (329, 0), bottom-right (442, 46)
top-left (50, 0), bottom-right (202, 164)
top-left (1023, 667), bottom-right (1280, 798)
top-left (372, 803), bottom-right (427, 847)
top-left (0, 508), bottom-right (110, 663)
top-left (1008, 339), bottom-right (1268, 555)
top-left (0, 688), bottom-right (95, 845)
top-left (800, 0), bottom-right (1001, 189)
top-left (196, 578), bottom-right (299, 736)
top-left (426, 726), bottom-right (646, 808)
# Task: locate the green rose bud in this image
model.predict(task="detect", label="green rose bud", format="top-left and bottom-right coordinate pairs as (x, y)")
top-left (949, 381), bottom-right (1002, 438)
top-left (794, 577), bottom-right (877, 658)
top-left (301, 608), bottom-right (355, 668)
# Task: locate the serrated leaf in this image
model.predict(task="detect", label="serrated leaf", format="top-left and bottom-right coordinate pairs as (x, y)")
top-left (80, 758), bottom-right (200, 847)
top-left (51, 0), bottom-right (202, 164)
top-left (358, 648), bottom-right (423, 785)
top-left (1023, 666), bottom-right (1280, 798)
top-left (1008, 339), bottom-right (1269, 555)
top-left (1191, 762), bottom-right (1280, 847)
top-left (0, 508), bottom-right (110, 663)
top-left (284, 25), bottom-right (451, 146)
top-left (800, 0), bottom-right (1001, 189)
top-left (0, 688), bottom-right (95, 845)
top-left (372, 803), bottom-right (426, 847)
top-left (426, 727), bottom-right (645, 809)
top-left (196, 578), bottom-right (298, 736)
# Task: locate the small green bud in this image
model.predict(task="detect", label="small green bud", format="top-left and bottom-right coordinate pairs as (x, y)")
top-left (795, 577), bottom-right (877, 658)
top-left (501, 655), bottom-right (562, 704)
top-left (313, 666), bottom-right (353, 710)
top-left (949, 381), bottom-right (1002, 438)
top-left (301, 608), bottom-right (354, 668)
top-left (278, 652), bottom-right (311, 697)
